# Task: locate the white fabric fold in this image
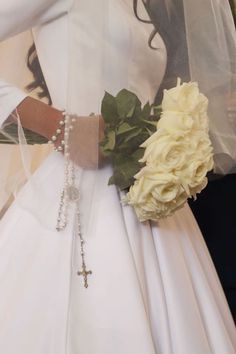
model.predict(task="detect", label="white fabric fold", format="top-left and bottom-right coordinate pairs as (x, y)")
top-left (0, 79), bottom-right (27, 128)
top-left (0, 1), bottom-right (235, 353)
top-left (0, 0), bottom-right (71, 41)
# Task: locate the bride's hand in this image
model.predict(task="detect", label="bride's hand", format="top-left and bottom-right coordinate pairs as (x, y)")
top-left (65, 114), bottom-right (105, 169)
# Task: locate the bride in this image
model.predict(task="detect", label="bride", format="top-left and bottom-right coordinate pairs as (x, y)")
top-left (0, 0), bottom-right (235, 353)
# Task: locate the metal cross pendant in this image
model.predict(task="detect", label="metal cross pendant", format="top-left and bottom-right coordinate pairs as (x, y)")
top-left (77, 262), bottom-right (92, 288)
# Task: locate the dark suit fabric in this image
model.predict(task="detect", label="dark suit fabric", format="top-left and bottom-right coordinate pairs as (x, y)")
top-left (189, 175), bottom-right (236, 322)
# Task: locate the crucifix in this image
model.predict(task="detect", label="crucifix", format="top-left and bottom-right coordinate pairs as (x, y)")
top-left (77, 262), bottom-right (92, 288)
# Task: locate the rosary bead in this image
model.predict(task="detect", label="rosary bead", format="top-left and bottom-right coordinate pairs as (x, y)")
top-left (55, 111), bottom-right (91, 288)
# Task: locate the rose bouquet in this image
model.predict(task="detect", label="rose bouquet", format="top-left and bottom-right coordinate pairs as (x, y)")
top-left (100, 79), bottom-right (214, 222)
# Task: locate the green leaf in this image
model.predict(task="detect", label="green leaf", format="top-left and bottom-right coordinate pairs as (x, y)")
top-left (100, 146), bottom-right (113, 157)
top-left (123, 128), bottom-right (142, 143)
top-left (133, 105), bottom-right (142, 121)
top-left (145, 127), bottom-right (155, 136)
top-left (106, 130), bottom-right (116, 149)
top-left (142, 102), bottom-right (152, 119)
top-left (126, 105), bottom-right (136, 118)
top-left (101, 89), bottom-right (161, 191)
top-left (101, 92), bottom-right (118, 124)
top-left (132, 148), bottom-right (145, 162)
top-left (116, 89), bottom-right (141, 118)
top-left (153, 104), bottom-right (162, 117)
top-left (108, 176), bottom-right (115, 185)
top-left (111, 154), bottom-right (141, 190)
top-left (142, 119), bottom-right (158, 127)
top-left (125, 131), bottom-right (149, 149)
top-left (0, 124), bottom-right (47, 145)
top-left (116, 122), bottom-right (137, 135)
top-left (100, 130), bottom-right (116, 155)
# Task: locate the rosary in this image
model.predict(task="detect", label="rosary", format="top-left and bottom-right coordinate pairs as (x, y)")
top-left (49, 112), bottom-right (92, 288)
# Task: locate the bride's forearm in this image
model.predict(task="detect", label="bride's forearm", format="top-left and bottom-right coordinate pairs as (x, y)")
top-left (15, 96), bottom-right (105, 168)
top-left (17, 96), bottom-right (63, 140)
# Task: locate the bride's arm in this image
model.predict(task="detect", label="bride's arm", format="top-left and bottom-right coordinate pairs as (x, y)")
top-left (0, 0), bottom-right (71, 130)
top-left (0, 0), bottom-right (104, 168)
top-left (0, 0), bottom-right (71, 41)
top-left (16, 97), bottom-right (63, 141)
top-left (4, 93), bottom-right (104, 168)
top-left (0, 78), bottom-right (62, 140)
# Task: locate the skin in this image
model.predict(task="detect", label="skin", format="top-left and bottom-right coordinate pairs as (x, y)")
top-left (17, 97), bottom-right (63, 141)
top-left (16, 96), bottom-right (105, 169)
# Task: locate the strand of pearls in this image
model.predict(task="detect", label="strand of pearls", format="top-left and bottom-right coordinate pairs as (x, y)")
top-left (56, 113), bottom-right (72, 231)
top-left (48, 111), bottom-right (67, 152)
top-left (55, 113), bottom-right (92, 288)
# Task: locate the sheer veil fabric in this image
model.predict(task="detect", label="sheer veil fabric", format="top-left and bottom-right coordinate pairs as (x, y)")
top-left (147, 0), bottom-right (236, 173)
top-left (0, 1), bottom-right (235, 354)
top-left (0, 0), bottom-right (236, 217)
top-left (0, 31), bottom-right (52, 214)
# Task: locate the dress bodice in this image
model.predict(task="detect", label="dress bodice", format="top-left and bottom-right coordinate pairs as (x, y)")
top-left (33, 0), bottom-right (167, 114)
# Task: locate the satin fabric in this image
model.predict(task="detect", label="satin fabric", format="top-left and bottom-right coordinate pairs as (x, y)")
top-left (0, 1), bottom-right (235, 353)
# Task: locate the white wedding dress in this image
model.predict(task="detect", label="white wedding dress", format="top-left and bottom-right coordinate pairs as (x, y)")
top-left (0, 1), bottom-right (235, 354)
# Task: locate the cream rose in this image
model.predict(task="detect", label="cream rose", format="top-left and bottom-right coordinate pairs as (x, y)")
top-left (178, 132), bottom-right (214, 188)
top-left (192, 112), bottom-right (209, 132)
top-left (162, 80), bottom-right (208, 117)
top-left (157, 111), bottom-right (194, 136)
top-left (123, 80), bottom-right (214, 222)
top-left (190, 178), bottom-right (208, 197)
top-left (140, 133), bottom-right (190, 172)
top-left (192, 132), bottom-right (214, 159)
top-left (125, 167), bottom-right (188, 221)
top-left (160, 80), bottom-right (210, 133)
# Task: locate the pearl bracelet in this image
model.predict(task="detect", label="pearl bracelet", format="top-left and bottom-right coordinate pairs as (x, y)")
top-left (48, 112), bottom-right (76, 152)
top-left (48, 110), bottom-right (67, 152)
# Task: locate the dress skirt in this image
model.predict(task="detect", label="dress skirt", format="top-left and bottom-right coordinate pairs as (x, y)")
top-left (0, 152), bottom-right (235, 354)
